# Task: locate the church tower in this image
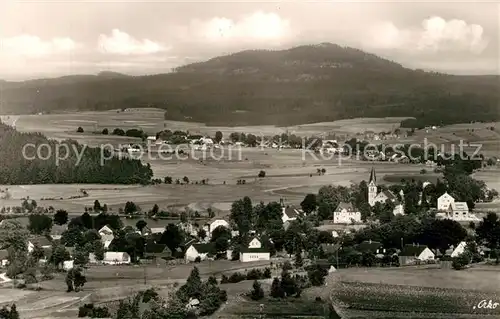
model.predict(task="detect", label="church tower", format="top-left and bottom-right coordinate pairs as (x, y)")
top-left (368, 167), bottom-right (377, 206)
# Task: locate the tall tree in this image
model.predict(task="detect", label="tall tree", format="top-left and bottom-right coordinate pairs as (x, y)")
top-left (476, 212), bottom-right (500, 249)
top-left (53, 210), bottom-right (69, 225)
top-left (28, 214), bottom-right (53, 235)
top-left (300, 194), bottom-right (317, 214)
top-left (230, 196), bottom-right (253, 234)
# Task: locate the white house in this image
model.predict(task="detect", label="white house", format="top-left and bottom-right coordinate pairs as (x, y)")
top-left (439, 202), bottom-right (480, 222)
top-left (89, 252), bottom-right (131, 265)
top-left (240, 237), bottom-right (270, 263)
top-left (147, 136), bottom-right (157, 144)
top-left (185, 243), bottom-right (215, 262)
top-left (368, 168), bottom-right (405, 215)
top-left (398, 244), bottom-right (435, 265)
top-left (333, 202), bottom-right (362, 224)
top-left (451, 241), bottom-right (467, 258)
top-left (437, 192), bottom-right (455, 211)
top-left (98, 225), bottom-right (115, 249)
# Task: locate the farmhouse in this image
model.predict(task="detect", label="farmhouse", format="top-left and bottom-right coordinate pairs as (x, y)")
top-left (368, 168), bottom-right (405, 215)
top-left (356, 240), bottom-right (385, 255)
top-left (439, 202), bottom-right (480, 222)
top-left (185, 243), bottom-right (215, 262)
top-left (280, 199), bottom-right (301, 223)
top-left (333, 202), bottom-right (362, 224)
top-left (145, 243), bottom-right (172, 260)
top-left (27, 236), bottom-right (52, 253)
top-left (89, 252), bottom-right (131, 265)
top-left (437, 192), bottom-right (455, 211)
top-left (98, 225), bottom-right (115, 249)
top-left (398, 244), bottom-right (435, 265)
top-left (450, 241), bottom-right (467, 258)
top-left (239, 237), bottom-right (270, 263)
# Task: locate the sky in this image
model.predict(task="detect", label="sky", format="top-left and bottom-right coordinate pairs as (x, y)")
top-left (0, 1), bottom-right (498, 80)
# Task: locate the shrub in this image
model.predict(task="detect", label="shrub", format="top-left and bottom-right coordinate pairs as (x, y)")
top-left (246, 269), bottom-right (263, 280)
top-left (194, 256), bottom-right (201, 263)
top-left (263, 267), bottom-right (272, 278)
top-left (452, 253), bottom-right (470, 270)
top-left (420, 168), bottom-right (427, 174)
top-left (101, 128), bottom-right (108, 135)
top-left (112, 128), bottom-right (125, 136)
top-left (228, 272), bottom-right (246, 283)
top-left (77, 127), bottom-right (84, 133)
top-left (220, 274), bottom-right (229, 284)
top-left (249, 280), bottom-right (264, 300)
top-left (258, 170), bottom-right (266, 178)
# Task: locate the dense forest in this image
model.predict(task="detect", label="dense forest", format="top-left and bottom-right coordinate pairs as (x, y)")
top-left (0, 122), bottom-right (153, 184)
top-left (1, 43), bottom-right (498, 126)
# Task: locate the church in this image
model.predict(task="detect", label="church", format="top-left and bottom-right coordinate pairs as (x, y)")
top-left (368, 167), bottom-right (405, 215)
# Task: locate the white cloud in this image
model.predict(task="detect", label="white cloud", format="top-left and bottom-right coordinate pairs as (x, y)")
top-left (1, 35), bottom-right (78, 57)
top-left (98, 29), bottom-right (168, 55)
top-left (190, 11), bottom-right (292, 42)
top-left (364, 16), bottom-right (488, 54)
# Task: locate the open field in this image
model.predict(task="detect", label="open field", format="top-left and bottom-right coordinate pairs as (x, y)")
top-left (1, 109), bottom-right (409, 141)
top-left (330, 265), bottom-right (500, 319)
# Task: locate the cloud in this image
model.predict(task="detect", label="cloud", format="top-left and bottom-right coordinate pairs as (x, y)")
top-left (189, 11), bottom-right (292, 42)
top-left (364, 16), bottom-right (488, 54)
top-left (98, 29), bottom-right (168, 55)
top-left (1, 35), bottom-right (78, 57)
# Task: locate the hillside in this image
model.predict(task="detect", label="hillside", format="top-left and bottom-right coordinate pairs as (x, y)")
top-left (0, 43), bottom-right (498, 126)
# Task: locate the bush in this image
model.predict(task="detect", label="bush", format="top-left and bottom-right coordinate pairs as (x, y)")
top-left (78, 304), bottom-right (109, 318)
top-left (220, 274), bottom-right (229, 284)
top-left (101, 128), bottom-right (109, 135)
top-left (228, 272), bottom-right (246, 283)
top-left (246, 269), bottom-right (263, 280)
top-left (420, 169), bottom-right (427, 174)
top-left (112, 128), bottom-right (125, 136)
top-left (452, 253), bottom-right (470, 270)
top-left (263, 267), bottom-right (272, 278)
top-left (194, 256), bottom-right (201, 263)
top-left (258, 170), bottom-right (266, 178)
top-left (249, 280), bottom-right (264, 300)
top-left (77, 127), bottom-right (84, 133)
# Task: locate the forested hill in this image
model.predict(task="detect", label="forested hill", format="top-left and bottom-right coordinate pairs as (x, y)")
top-left (1, 43), bottom-right (498, 126)
top-left (0, 122), bottom-right (153, 184)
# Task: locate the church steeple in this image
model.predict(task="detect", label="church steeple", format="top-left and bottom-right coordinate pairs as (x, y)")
top-left (369, 167), bottom-right (376, 185)
top-left (368, 167), bottom-right (377, 207)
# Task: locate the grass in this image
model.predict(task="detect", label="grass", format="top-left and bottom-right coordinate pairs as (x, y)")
top-left (330, 266), bottom-right (500, 318)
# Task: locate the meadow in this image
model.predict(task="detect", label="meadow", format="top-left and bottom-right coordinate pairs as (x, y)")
top-left (0, 108), bottom-right (499, 213)
top-left (330, 266), bottom-right (500, 319)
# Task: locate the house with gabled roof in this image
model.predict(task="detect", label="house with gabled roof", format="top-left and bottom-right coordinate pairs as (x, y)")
top-left (239, 236), bottom-right (270, 263)
top-left (367, 168), bottom-right (405, 215)
top-left (185, 243), bottom-right (216, 262)
top-left (437, 192), bottom-right (455, 211)
top-left (438, 202), bottom-right (479, 222)
top-left (356, 240), bottom-right (385, 255)
top-left (205, 217), bottom-right (231, 236)
top-left (333, 202), bottom-right (361, 224)
top-left (279, 199), bottom-right (301, 223)
top-left (398, 244), bottom-right (435, 265)
top-left (98, 225), bottom-right (114, 249)
top-left (145, 242), bottom-right (172, 260)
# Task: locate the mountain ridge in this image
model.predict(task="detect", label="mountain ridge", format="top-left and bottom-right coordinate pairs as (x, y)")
top-left (0, 43), bottom-right (498, 127)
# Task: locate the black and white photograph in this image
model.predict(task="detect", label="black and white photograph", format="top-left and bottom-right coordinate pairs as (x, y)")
top-left (0, 1), bottom-right (499, 318)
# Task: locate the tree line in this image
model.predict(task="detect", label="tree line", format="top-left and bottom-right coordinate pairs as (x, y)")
top-left (0, 122), bottom-right (153, 184)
